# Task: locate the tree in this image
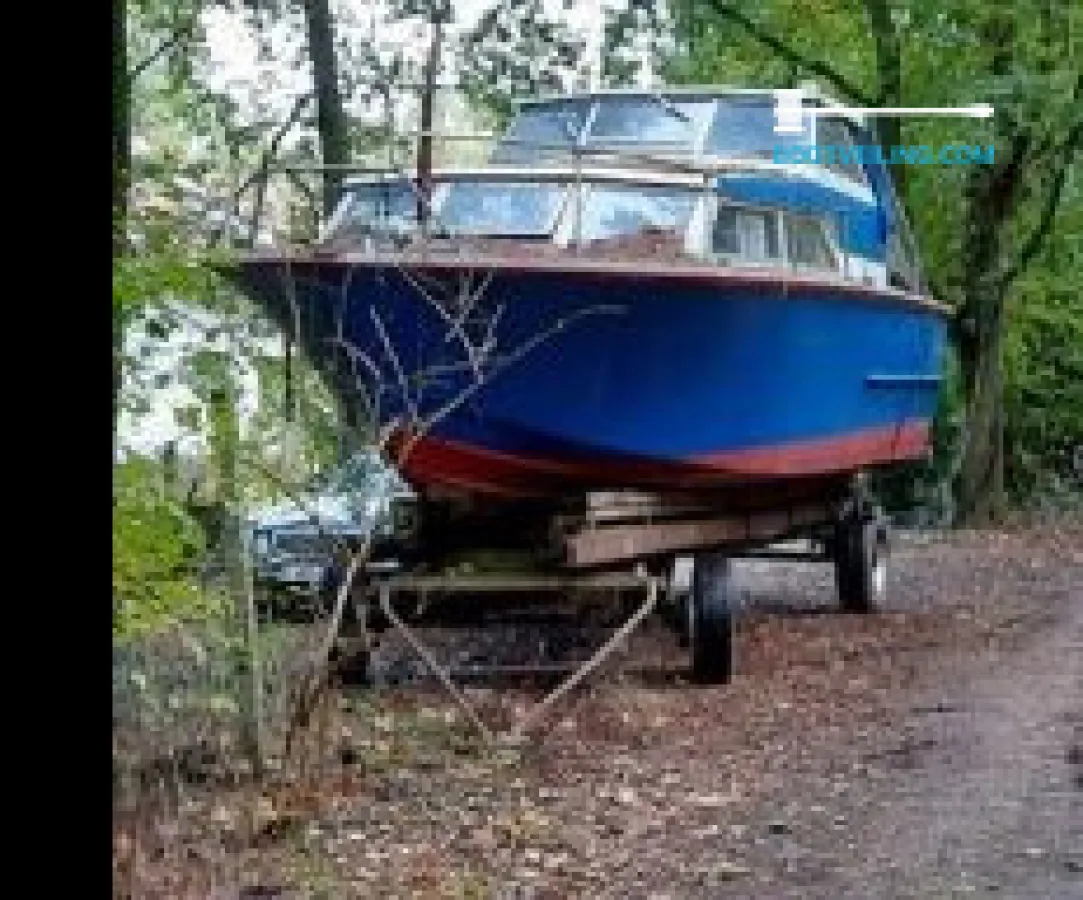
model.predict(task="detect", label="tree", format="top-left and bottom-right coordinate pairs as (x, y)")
top-left (113, 455), bottom-right (214, 639)
top-left (114, 0), bottom-right (130, 455)
top-left (302, 0), bottom-right (348, 216)
top-left (944, 12), bottom-right (1080, 522)
top-left (230, 0), bottom-right (585, 220)
top-left (114, 0), bottom-right (215, 449)
top-left (453, 0), bottom-right (584, 124)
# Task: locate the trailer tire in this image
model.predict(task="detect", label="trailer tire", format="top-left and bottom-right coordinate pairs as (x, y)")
top-left (689, 552), bottom-right (737, 684)
top-left (673, 591), bottom-right (691, 648)
top-left (658, 557), bottom-right (693, 646)
top-left (834, 512), bottom-right (887, 614)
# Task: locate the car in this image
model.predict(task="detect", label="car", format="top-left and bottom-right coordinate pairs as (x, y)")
top-left (248, 450), bottom-right (413, 603)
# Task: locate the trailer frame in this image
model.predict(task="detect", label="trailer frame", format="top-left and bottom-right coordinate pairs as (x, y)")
top-left (330, 477), bottom-right (889, 743)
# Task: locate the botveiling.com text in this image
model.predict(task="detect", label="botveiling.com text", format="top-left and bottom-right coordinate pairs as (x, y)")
top-left (774, 143), bottom-right (996, 166)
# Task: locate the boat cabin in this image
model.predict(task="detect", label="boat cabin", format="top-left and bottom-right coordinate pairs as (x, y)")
top-left (320, 89), bottom-right (923, 293)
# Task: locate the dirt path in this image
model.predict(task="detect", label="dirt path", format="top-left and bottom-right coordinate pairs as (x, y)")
top-left (503, 529), bottom-right (1083, 899)
top-left (115, 525), bottom-right (1083, 899)
top-left (725, 540), bottom-right (1083, 899)
top-left (821, 593), bottom-right (1082, 899)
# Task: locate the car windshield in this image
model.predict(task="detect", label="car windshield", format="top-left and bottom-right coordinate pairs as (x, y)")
top-left (308, 454), bottom-right (387, 496)
top-left (577, 185), bottom-right (697, 243)
top-left (435, 180), bottom-right (566, 237)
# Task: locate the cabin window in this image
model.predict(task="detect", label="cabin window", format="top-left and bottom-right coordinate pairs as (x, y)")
top-left (490, 99), bottom-right (592, 163)
top-left (813, 117), bottom-right (869, 184)
top-left (706, 99), bottom-right (811, 160)
top-left (584, 97), bottom-right (713, 153)
top-left (785, 214), bottom-right (837, 271)
top-left (576, 185), bottom-right (697, 243)
top-left (711, 204), bottom-right (781, 262)
top-left (435, 180), bottom-right (567, 237)
top-left (329, 181), bottom-right (421, 240)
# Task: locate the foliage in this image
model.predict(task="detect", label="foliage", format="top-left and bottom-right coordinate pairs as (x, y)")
top-left (456, 0), bottom-right (585, 124)
top-left (113, 456), bottom-right (223, 640)
top-left (1004, 254), bottom-right (1083, 503)
top-left (662, 0), bottom-right (874, 97)
top-left (243, 345), bottom-right (352, 497)
top-left (113, 245), bottom-right (225, 325)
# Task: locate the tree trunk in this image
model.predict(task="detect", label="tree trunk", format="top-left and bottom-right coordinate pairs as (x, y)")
top-left (416, 18), bottom-right (444, 235)
top-left (211, 384), bottom-right (264, 778)
top-left (952, 18), bottom-right (1026, 526)
top-left (303, 0), bottom-right (349, 217)
top-left (113, 0), bottom-right (130, 456)
top-left (956, 283), bottom-right (1008, 525)
top-left (864, 0), bottom-right (902, 186)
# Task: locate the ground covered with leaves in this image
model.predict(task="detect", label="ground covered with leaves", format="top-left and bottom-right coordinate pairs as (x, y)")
top-left (113, 523), bottom-right (1082, 899)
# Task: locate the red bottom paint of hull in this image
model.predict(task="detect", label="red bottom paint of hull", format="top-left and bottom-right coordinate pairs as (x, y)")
top-left (386, 420), bottom-right (931, 499)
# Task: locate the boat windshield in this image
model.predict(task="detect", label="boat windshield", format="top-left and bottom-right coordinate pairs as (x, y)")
top-left (435, 180), bottom-right (567, 238)
top-left (328, 180), bottom-right (419, 240)
top-left (490, 99), bottom-right (593, 164)
top-left (577, 184), bottom-right (698, 243)
top-left (705, 98), bottom-right (811, 160)
top-left (585, 96), bottom-right (713, 154)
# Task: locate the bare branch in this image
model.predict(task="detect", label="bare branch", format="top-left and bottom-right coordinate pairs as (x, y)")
top-left (285, 546), bottom-right (367, 756)
top-left (370, 305), bottom-right (420, 426)
top-left (455, 270), bottom-right (499, 372)
top-left (129, 17), bottom-right (198, 82)
top-left (455, 270), bottom-right (496, 337)
top-left (248, 94), bottom-right (316, 244)
top-left (329, 333), bottom-right (382, 432)
top-left (284, 170), bottom-right (319, 221)
top-left (398, 303), bottom-right (626, 465)
top-left (397, 267), bottom-right (487, 381)
top-left (330, 335), bottom-right (383, 399)
top-left (207, 94), bottom-right (315, 247)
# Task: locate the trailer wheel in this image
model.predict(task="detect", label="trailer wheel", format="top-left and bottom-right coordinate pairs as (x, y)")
top-left (834, 512), bottom-right (887, 613)
top-left (658, 557), bottom-right (693, 647)
top-left (689, 552), bottom-right (737, 684)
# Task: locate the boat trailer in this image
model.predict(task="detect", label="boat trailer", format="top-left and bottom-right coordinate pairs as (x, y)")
top-left (332, 479), bottom-right (889, 743)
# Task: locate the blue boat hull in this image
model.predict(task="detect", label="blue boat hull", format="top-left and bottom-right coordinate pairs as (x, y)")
top-left (235, 257), bottom-right (947, 497)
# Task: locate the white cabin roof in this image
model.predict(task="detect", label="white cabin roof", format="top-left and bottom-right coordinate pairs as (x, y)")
top-left (518, 84), bottom-right (866, 129)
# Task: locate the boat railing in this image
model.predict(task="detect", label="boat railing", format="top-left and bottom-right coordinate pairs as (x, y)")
top-left (274, 132), bottom-right (862, 183)
top-left (239, 125), bottom-right (874, 241)
top-left (296, 144), bottom-right (715, 263)
top-left (231, 131), bottom-right (897, 292)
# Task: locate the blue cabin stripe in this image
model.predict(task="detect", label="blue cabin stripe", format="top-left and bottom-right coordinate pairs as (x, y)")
top-left (715, 175), bottom-right (885, 259)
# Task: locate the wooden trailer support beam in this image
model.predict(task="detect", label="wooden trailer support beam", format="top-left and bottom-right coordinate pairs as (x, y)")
top-left (564, 501), bottom-right (835, 568)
